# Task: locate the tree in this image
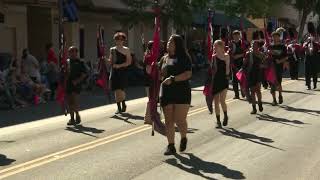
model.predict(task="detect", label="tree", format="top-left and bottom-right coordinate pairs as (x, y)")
top-left (285, 0), bottom-right (320, 41)
top-left (211, 0), bottom-right (280, 18)
top-left (118, 0), bottom-right (209, 32)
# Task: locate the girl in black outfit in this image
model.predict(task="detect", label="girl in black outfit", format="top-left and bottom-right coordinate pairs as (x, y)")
top-left (108, 32), bottom-right (132, 114)
top-left (243, 41), bottom-right (266, 114)
top-left (269, 32), bottom-right (288, 106)
top-left (211, 40), bottom-right (230, 128)
top-left (159, 35), bottom-right (192, 155)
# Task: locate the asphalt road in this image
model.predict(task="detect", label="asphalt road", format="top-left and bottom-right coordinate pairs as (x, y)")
top-left (1, 78), bottom-right (320, 180)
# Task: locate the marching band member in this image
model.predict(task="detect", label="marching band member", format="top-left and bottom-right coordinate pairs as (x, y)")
top-left (229, 30), bottom-right (246, 99)
top-left (303, 22), bottom-right (319, 90)
top-left (243, 41), bottom-right (266, 114)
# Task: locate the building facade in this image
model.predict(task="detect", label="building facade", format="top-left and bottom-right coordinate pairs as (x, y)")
top-left (0, 0), bottom-right (170, 65)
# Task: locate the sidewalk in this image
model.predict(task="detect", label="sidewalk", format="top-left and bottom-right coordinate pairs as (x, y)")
top-left (0, 70), bottom-right (206, 128)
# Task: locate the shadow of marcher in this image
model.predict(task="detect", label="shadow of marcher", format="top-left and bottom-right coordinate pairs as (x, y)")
top-left (111, 115), bottom-right (136, 125)
top-left (219, 128), bottom-right (284, 151)
top-left (120, 113), bottom-right (144, 121)
top-left (165, 153), bottom-right (245, 180)
top-left (282, 90), bottom-right (315, 95)
top-left (175, 127), bottom-right (199, 134)
top-left (0, 154), bottom-right (16, 166)
top-left (258, 114), bottom-right (309, 127)
top-left (65, 125), bottom-right (105, 138)
top-left (280, 105), bottom-right (320, 116)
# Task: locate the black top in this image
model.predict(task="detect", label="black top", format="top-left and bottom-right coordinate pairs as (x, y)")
top-left (68, 58), bottom-right (86, 81)
top-left (160, 55), bottom-right (192, 106)
top-left (212, 57), bottom-right (229, 95)
top-left (270, 44), bottom-right (287, 65)
top-left (231, 41), bottom-right (244, 68)
top-left (110, 49), bottom-right (128, 90)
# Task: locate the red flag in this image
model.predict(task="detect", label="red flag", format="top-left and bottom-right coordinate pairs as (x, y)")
top-left (207, 11), bottom-right (213, 61)
top-left (239, 18), bottom-right (246, 50)
top-left (149, 5), bottom-right (165, 136)
top-left (264, 18), bottom-right (270, 47)
top-left (56, 31), bottom-right (68, 113)
top-left (96, 25), bottom-right (109, 94)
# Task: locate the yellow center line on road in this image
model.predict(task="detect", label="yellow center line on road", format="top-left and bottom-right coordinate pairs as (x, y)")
top-left (0, 79), bottom-right (297, 179)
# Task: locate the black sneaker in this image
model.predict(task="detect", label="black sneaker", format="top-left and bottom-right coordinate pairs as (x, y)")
top-left (208, 106), bottom-right (213, 114)
top-left (250, 107), bottom-right (257, 115)
top-left (307, 85), bottom-right (311, 90)
top-left (272, 100), bottom-right (278, 106)
top-left (233, 96), bottom-right (240, 100)
top-left (223, 115), bottom-right (229, 126)
top-left (179, 138), bottom-right (188, 152)
top-left (67, 119), bottom-right (75, 126)
top-left (278, 96), bottom-right (283, 104)
top-left (75, 115), bottom-right (81, 125)
top-left (164, 144), bottom-right (176, 155)
top-left (258, 102), bottom-right (264, 112)
top-left (121, 104), bottom-right (127, 113)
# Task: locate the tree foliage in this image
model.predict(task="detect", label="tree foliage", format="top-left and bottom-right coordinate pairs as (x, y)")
top-left (117, 0), bottom-right (209, 31)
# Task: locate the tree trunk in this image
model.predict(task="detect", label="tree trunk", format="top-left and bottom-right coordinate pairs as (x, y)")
top-left (298, 9), bottom-right (309, 42)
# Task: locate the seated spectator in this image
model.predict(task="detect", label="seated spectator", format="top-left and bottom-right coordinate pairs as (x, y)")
top-left (21, 49), bottom-right (41, 83)
top-left (0, 69), bottom-right (15, 109)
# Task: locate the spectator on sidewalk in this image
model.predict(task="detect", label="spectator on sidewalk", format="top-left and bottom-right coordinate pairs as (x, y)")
top-left (0, 69), bottom-right (15, 109)
top-left (21, 49), bottom-right (41, 83)
top-left (46, 43), bottom-right (59, 100)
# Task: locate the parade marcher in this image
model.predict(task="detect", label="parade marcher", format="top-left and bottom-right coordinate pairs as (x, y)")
top-left (269, 32), bottom-right (288, 106)
top-left (243, 41), bottom-right (266, 114)
top-left (159, 34), bottom-right (192, 155)
top-left (108, 32), bottom-right (132, 114)
top-left (287, 29), bottom-right (301, 80)
top-left (65, 46), bottom-right (87, 125)
top-left (229, 30), bottom-right (245, 99)
top-left (211, 40), bottom-right (230, 128)
top-left (303, 22), bottom-right (319, 90)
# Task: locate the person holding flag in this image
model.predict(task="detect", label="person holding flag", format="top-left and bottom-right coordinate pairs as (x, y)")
top-left (65, 46), bottom-right (87, 125)
top-left (159, 35), bottom-right (192, 155)
top-left (211, 40), bottom-right (230, 128)
top-left (108, 32), bottom-right (132, 114)
top-left (229, 30), bottom-right (246, 99)
top-left (242, 40), bottom-right (266, 114)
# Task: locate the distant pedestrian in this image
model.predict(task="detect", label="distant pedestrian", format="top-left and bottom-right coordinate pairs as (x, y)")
top-left (66, 46), bottom-right (87, 126)
top-left (159, 35), bottom-right (192, 155)
top-left (211, 40), bottom-right (230, 128)
top-left (108, 32), bottom-right (132, 114)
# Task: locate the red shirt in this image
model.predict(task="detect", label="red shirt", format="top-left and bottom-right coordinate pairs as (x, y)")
top-left (47, 48), bottom-right (58, 65)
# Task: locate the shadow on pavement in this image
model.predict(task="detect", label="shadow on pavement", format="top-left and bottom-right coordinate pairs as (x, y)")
top-left (219, 128), bottom-right (284, 151)
top-left (257, 114), bottom-right (308, 127)
top-left (280, 105), bottom-right (320, 116)
top-left (175, 127), bottom-right (199, 134)
top-left (110, 113), bottom-right (145, 125)
top-left (282, 90), bottom-right (315, 95)
top-left (65, 124), bottom-right (105, 138)
top-left (165, 153), bottom-right (245, 180)
top-left (0, 154), bottom-right (16, 166)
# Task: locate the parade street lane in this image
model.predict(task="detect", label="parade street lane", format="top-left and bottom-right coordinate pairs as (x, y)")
top-left (1, 79), bottom-right (320, 179)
